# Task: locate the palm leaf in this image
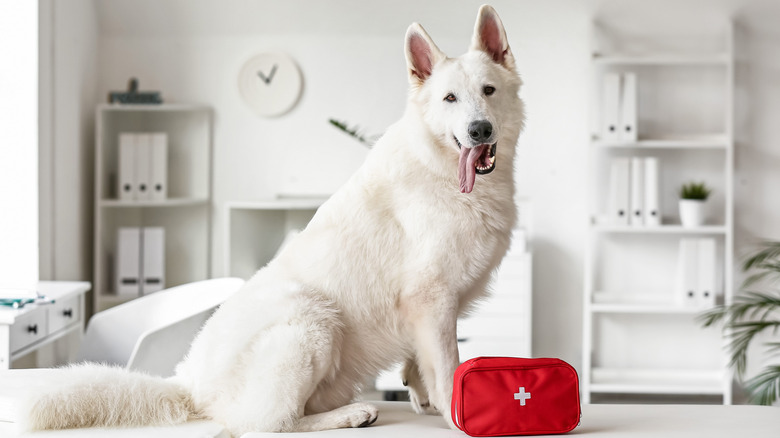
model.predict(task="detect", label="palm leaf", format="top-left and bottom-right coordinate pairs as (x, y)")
top-left (744, 365), bottom-right (780, 406)
top-left (726, 321), bottom-right (780, 375)
top-left (742, 242), bottom-right (780, 274)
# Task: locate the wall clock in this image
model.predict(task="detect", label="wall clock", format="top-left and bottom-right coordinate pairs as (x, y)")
top-left (238, 53), bottom-right (303, 117)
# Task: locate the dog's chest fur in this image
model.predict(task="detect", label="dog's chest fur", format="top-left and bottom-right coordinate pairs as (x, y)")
top-left (286, 119), bottom-right (517, 325)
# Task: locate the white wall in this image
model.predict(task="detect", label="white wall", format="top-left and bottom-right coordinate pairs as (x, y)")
top-left (43, 0), bottom-right (780, 374)
top-left (39, 0), bottom-right (99, 284)
top-left (0, 1), bottom-right (38, 293)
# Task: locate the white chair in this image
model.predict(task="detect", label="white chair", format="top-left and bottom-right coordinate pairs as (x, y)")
top-left (0, 277), bottom-right (245, 431)
top-left (78, 277), bottom-right (245, 376)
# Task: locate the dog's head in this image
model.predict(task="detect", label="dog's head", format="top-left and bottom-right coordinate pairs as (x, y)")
top-left (404, 5), bottom-right (523, 194)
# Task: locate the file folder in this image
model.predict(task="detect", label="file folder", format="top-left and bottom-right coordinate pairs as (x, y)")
top-left (141, 227), bottom-right (165, 295)
top-left (150, 133), bottom-right (168, 201)
top-left (116, 227), bottom-right (141, 296)
top-left (602, 72), bottom-right (621, 142)
top-left (135, 133), bottom-right (152, 201)
top-left (629, 157), bottom-right (644, 226)
top-left (118, 133), bottom-right (136, 201)
top-left (697, 238), bottom-right (717, 308)
top-left (620, 72), bottom-right (638, 142)
top-left (608, 157), bottom-right (630, 225)
top-left (676, 238), bottom-right (699, 308)
top-left (643, 157), bottom-right (661, 226)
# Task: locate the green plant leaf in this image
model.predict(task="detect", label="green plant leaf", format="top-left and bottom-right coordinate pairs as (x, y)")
top-left (744, 365), bottom-right (780, 405)
top-left (679, 181), bottom-right (712, 200)
top-left (328, 118), bottom-right (375, 148)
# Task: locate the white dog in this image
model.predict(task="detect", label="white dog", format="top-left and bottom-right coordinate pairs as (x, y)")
top-left (25, 5), bottom-right (524, 436)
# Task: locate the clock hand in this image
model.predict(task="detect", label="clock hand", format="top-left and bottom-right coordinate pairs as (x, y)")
top-left (257, 64), bottom-right (278, 85)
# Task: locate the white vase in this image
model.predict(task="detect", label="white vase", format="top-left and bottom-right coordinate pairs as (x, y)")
top-left (679, 199), bottom-right (705, 227)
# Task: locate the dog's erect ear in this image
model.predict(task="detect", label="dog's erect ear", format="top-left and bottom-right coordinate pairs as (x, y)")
top-left (405, 23), bottom-right (446, 86)
top-left (470, 5), bottom-right (515, 71)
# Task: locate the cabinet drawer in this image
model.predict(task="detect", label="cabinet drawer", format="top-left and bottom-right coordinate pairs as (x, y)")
top-left (48, 295), bottom-right (81, 334)
top-left (10, 311), bottom-right (48, 353)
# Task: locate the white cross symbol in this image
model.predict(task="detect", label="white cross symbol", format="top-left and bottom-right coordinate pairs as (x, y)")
top-left (514, 387), bottom-right (531, 406)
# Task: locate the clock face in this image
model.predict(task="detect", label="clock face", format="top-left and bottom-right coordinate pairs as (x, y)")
top-left (238, 53), bottom-right (303, 117)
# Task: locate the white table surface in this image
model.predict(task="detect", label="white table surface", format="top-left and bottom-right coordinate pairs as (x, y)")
top-left (1, 399), bottom-right (778, 437)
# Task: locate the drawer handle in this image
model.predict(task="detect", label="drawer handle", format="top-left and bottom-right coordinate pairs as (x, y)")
top-left (27, 324), bottom-right (38, 334)
top-left (62, 309), bottom-right (73, 318)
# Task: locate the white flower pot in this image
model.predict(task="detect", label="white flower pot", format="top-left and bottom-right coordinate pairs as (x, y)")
top-left (679, 199), bottom-right (706, 227)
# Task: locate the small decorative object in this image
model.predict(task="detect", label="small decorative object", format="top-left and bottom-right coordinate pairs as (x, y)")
top-left (700, 241), bottom-right (780, 405)
top-left (678, 181), bottom-right (711, 227)
top-left (238, 53), bottom-right (303, 117)
top-left (108, 78), bottom-right (163, 104)
top-left (328, 119), bottom-right (377, 148)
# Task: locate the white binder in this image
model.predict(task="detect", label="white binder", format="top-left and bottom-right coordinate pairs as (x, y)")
top-left (643, 157), bottom-right (660, 226)
top-left (602, 73), bottom-right (621, 142)
top-left (676, 238), bottom-right (699, 308)
top-left (141, 227), bottom-right (165, 295)
top-left (118, 133), bottom-right (136, 201)
top-left (608, 157), bottom-right (630, 225)
top-left (620, 72), bottom-right (638, 142)
top-left (697, 238), bottom-right (717, 308)
top-left (135, 133), bottom-right (152, 201)
top-left (629, 157), bottom-right (644, 226)
top-left (150, 133), bottom-right (168, 201)
top-left (116, 227), bottom-right (141, 296)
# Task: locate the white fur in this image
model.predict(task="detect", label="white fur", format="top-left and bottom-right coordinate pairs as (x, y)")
top-left (23, 5), bottom-right (524, 436)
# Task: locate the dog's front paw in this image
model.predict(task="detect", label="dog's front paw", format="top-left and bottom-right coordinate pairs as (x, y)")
top-left (402, 360), bottom-right (431, 415)
top-left (408, 386), bottom-right (431, 415)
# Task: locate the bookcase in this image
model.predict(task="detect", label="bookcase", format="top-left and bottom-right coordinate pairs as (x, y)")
top-left (222, 198), bottom-right (326, 279)
top-left (582, 22), bottom-right (734, 403)
top-left (93, 104), bottom-right (213, 313)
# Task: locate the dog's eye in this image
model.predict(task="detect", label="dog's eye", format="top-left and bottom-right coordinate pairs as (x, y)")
top-left (484, 86), bottom-right (496, 96)
top-left (444, 93), bottom-right (457, 103)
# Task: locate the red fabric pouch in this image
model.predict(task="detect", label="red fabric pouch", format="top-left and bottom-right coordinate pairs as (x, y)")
top-left (451, 357), bottom-right (581, 437)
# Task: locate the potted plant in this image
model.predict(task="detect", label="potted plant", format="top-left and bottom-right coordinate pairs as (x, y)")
top-left (700, 241), bottom-right (780, 405)
top-left (678, 181), bottom-right (711, 227)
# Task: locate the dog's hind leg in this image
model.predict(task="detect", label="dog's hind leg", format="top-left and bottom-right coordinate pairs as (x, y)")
top-left (288, 402), bottom-right (379, 432)
top-left (212, 290), bottom-right (370, 436)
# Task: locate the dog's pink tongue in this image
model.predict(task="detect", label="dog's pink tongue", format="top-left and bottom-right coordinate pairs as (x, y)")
top-left (458, 145), bottom-right (484, 193)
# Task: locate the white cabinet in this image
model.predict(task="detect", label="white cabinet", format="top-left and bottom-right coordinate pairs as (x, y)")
top-left (582, 23), bottom-right (735, 403)
top-left (93, 104), bottom-right (213, 313)
top-left (223, 199), bottom-right (325, 279)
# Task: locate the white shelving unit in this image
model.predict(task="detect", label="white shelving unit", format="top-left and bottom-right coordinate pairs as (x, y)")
top-left (223, 198), bottom-right (327, 280)
top-left (582, 23), bottom-right (734, 403)
top-left (93, 104), bottom-right (213, 313)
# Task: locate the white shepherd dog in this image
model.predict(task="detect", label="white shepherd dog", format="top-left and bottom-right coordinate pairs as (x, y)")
top-left (24, 4), bottom-right (524, 436)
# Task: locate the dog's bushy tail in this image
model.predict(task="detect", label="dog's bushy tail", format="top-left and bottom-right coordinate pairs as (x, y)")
top-left (23, 363), bottom-right (198, 431)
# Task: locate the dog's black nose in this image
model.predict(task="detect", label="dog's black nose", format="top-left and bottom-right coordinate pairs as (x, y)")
top-left (468, 120), bottom-right (493, 143)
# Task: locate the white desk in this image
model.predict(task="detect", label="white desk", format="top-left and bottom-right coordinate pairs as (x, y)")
top-left (0, 282), bottom-right (90, 369)
top-left (1, 401), bottom-right (778, 437)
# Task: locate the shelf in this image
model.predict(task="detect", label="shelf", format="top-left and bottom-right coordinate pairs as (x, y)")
top-left (226, 197), bottom-right (327, 211)
top-left (591, 303), bottom-right (707, 315)
top-left (590, 368), bottom-right (725, 395)
top-left (99, 197), bottom-right (209, 208)
top-left (591, 135), bottom-right (729, 149)
top-left (592, 53), bottom-right (730, 66)
top-left (591, 223), bottom-right (727, 234)
top-left (98, 103), bottom-right (211, 112)
top-left (590, 292), bottom-right (718, 314)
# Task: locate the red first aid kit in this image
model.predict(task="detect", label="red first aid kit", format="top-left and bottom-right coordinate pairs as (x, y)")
top-left (451, 357), bottom-right (581, 437)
